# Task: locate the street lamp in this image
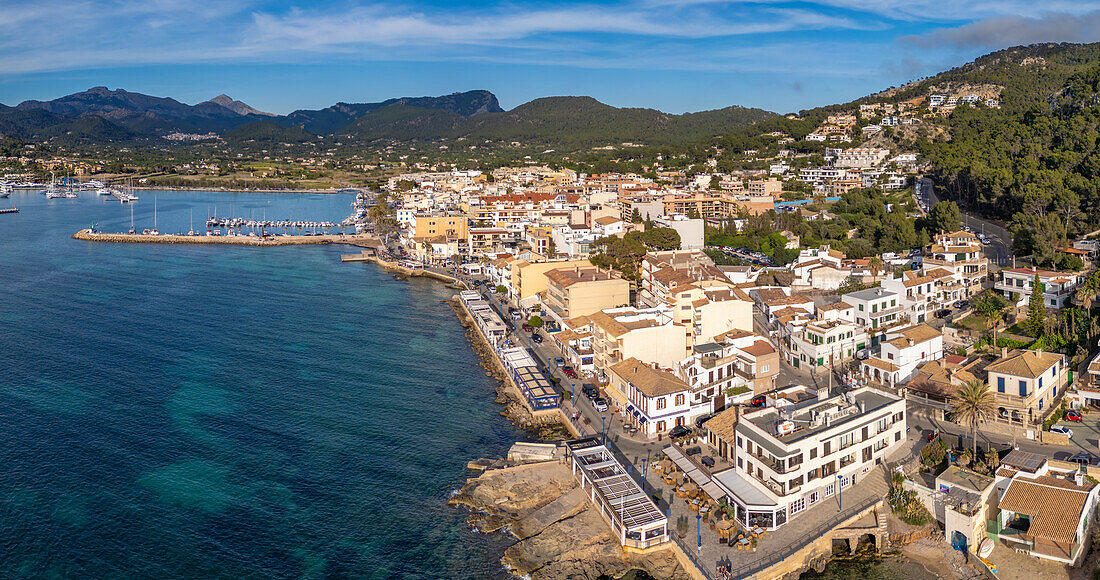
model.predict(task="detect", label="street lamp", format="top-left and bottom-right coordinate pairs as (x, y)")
top-left (602, 416), bottom-right (607, 444)
top-left (837, 474), bottom-right (844, 509)
top-left (641, 458), bottom-right (648, 492)
top-left (696, 514), bottom-right (702, 553)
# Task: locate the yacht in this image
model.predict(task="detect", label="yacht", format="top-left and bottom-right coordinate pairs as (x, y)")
top-left (0, 184), bottom-right (11, 198)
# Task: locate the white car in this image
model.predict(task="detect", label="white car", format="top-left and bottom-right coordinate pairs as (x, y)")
top-left (1050, 425), bottom-right (1073, 438)
top-left (593, 399), bottom-right (609, 412)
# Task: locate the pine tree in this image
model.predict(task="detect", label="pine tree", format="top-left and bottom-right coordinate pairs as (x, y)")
top-left (1026, 273), bottom-right (1046, 336)
top-left (630, 207), bottom-right (643, 223)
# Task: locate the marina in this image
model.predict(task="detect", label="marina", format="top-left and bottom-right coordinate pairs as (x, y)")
top-left (73, 229), bottom-right (377, 246)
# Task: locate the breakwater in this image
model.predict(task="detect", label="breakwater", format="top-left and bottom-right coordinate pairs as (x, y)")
top-left (0, 207), bottom-right (17, 214)
top-left (73, 229), bottom-right (376, 247)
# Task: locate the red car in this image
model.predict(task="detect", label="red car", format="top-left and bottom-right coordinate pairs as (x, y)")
top-left (521, 323), bottom-right (533, 332)
top-left (1065, 410), bottom-right (1083, 422)
top-left (563, 367), bottom-right (577, 378)
top-left (750, 396), bottom-right (767, 407)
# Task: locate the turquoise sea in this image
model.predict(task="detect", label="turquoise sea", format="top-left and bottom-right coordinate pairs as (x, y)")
top-left (0, 189), bottom-right (521, 578)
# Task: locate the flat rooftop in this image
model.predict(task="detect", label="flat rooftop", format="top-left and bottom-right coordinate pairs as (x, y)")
top-left (745, 389), bottom-right (900, 448)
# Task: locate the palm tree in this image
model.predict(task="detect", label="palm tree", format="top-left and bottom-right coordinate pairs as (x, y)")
top-left (868, 256), bottom-right (884, 284)
top-left (953, 379), bottom-right (996, 458)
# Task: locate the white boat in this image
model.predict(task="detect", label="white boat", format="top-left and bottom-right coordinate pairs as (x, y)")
top-left (64, 188), bottom-right (79, 198)
top-left (45, 187), bottom-right (64, 199)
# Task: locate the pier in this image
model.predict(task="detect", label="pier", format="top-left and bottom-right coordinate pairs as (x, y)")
top-left (73, 229), bottom-right (377, 247)
top-left (0, 207), bottom-right (17, 214)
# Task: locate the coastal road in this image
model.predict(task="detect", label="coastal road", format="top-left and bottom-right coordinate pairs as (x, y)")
top-left (917, 177), bottom-right (1013, 268)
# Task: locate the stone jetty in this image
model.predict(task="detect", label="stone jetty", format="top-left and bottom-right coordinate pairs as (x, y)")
top-left (73, 229), bottom-right (376, 247)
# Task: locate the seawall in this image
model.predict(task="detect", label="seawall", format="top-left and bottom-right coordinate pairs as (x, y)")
top-left (73, 229), bottom-right (376, 247)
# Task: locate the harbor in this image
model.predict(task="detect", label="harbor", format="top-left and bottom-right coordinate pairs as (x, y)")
top-left (73, 229), bottom-right (378, 246)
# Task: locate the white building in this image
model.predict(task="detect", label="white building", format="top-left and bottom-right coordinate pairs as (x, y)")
top-left (698, 386), bottom-right (907, 531)
top-left (860, 323), bottom-right (943, 388)
top-left (995, 268), bottom-right (1083, 310)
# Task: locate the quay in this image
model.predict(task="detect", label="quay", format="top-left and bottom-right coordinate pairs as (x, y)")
top-left (0, 207), bottom-right (17, 214)
top-left (73, 229), bottom-right (377, 247)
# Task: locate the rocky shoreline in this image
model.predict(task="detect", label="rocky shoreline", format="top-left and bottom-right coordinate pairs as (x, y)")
top-left (449, 460), bottom-right (688, 580)
top-left (447, 298), bottom-right (568, 439)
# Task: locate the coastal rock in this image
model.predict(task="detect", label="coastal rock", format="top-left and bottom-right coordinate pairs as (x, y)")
top-left (452, 461), bottom-right (687, 580)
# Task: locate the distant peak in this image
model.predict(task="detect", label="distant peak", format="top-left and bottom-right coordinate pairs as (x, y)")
top-left (204, 94), bottom-right (274, 117)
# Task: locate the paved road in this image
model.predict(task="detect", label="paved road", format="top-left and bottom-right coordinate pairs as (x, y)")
top-left (917, 177), bottom-right (1013, 268)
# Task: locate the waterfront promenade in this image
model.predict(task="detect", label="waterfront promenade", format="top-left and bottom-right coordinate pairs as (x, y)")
top-left (73, 229), bottom-right (378, 247)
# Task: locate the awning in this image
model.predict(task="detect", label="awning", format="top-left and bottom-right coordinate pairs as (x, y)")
top-left (632, 409), bottom-right (640, 418)
top-left (703, 481), bottom-right (727, 501)
top-left (627, 404), bottom-right (636, 413)
top-left (638, 415), bottom-right (647, 423)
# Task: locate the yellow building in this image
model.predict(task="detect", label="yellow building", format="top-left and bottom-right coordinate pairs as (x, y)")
top-left (544, 267), bottom-right (630, 320)
top-left (511, 259), bottom-right (591, 300)
top-left (412, 215), bottom-right (469, 241)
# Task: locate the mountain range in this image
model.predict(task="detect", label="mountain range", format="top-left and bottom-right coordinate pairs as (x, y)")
top-left (0, 87), bottom-right (774, 149)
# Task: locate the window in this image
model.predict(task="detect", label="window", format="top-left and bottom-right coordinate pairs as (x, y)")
top-left (761, 364), bottom-right (770, 373)
top-left (1019, 380), bottom-right (1027, 397)
top-left (858, 304), bottom-right (864, 311)
top-left (657, 398), bottom-right (667, 410)
top-left (789, 498), bottom-right (806, 515)
top-left (997, 377), bottom-right (1005, 393)
top-left (675, 394), bottom-right (685, 406)
top-left (1039, 398), bottom-right (1044, 411)
top-left (657, 420), bottom-right (666, 432)
top-left (895, 431), bottom-right (902, 442)
top-left (1039, 377), bottom-right (1043, 390)
top-left (810, 448), bottom-right (818, 459)
top-left (809, 491), bottom-right (820, 505)
top-left (824, 484), bottom-right (835, 497)
top-left (737, 436), bottom-right (743, 449)
top-left (737, 457), bottom-right (743, 468)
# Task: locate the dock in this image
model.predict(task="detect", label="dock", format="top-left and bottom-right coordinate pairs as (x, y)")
top-left (0, 207), bottom-right (17, 214)
top-left (73, 229), bottom-right (377, 246)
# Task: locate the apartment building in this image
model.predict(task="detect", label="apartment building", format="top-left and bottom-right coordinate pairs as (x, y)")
top-left (543, 266), bottom-right (630, 320)
top-left (551, 315), bottom-right (595, 373)
top-left (787, 320), bottom-right (868, 371)
top-left (924, 231), bottom-right (988, 297)
top-left (834, 147), bottom-right (891, 169)
top-left (510, 259), bottom-right (591, 300)
top-left (986, 348), bottom-right (1067, 426)
top-left (678, 331), bottom-right (780, 409)
top-left (996, 268), bottom-right (1082, 310)
top-left (467, 227), bottom-right (511, 254)
top-left (588, 307), bottom-right (692, 389)
top-left (705, 387), bottom-right (906, 531)
top-left (845, 287), bottom-right (905, 344)
top-left (880, 270), bottom-right (938, 324)
top-left (411, 214), bottom-right (469, 240)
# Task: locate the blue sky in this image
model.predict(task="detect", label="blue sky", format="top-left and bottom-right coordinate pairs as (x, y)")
top-left (3, 0), bottom-right (1100, 114)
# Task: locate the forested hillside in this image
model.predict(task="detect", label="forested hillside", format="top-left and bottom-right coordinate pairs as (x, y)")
top-left (919, 46), bottom-right (1100, 264)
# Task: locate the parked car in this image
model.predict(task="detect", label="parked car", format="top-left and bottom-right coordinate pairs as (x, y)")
top-left (749, 395), bottom-right (767, 407)
top-left (936, 309), bottom-right (952, 318)
top-left (1072, 452), bottom-right (1100, 466)
top-left (592, 398), bottom-right (608, 412)
top-left (1050, 425), bottom-right (1073, 438)
top-left (521, 323), bottom-right (533, 332)
top-left (582, 383), bottom-right (599, 399)
top-left (694, 413), bottom-right (717, 429)
top-left (669, 425), bottom-right (692, 439)
top-left (553, 357), bottom-right (565, 367)
top-left (1065, 410), bottom-right (1083, 422)
top-left (531, 332), bottom-right (543, 344)
top-left (955, 300), bottom-right (969, 309)
top-left (563, 366), bottom-right (577, 378)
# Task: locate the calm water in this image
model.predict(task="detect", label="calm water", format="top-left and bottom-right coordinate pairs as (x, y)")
top-left (0, 189), bottom-right (520, 578)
